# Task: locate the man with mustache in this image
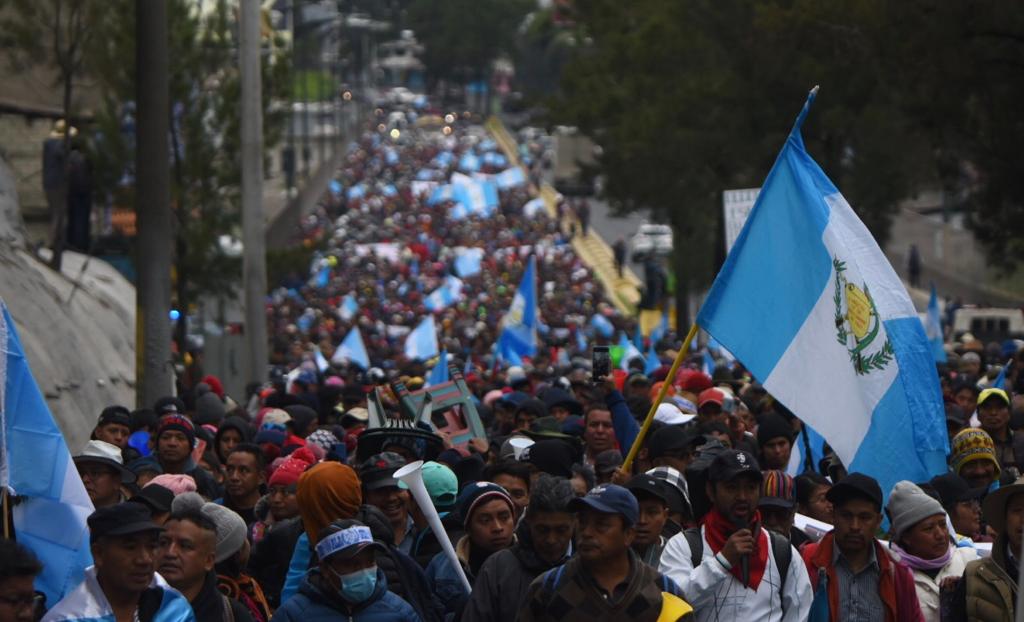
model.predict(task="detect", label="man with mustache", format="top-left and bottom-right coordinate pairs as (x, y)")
top-left (659, 450), bottom-right (811, 621)
top-left (801, 473), bottom-right (923, 621)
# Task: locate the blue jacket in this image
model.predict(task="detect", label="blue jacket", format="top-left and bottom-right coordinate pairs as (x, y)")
top-left (425, 536), bottom-right (476, 619)
top-left (271, 568), bottom-right (420, 622)
top-left (606, 390), bottom-right (639, 455)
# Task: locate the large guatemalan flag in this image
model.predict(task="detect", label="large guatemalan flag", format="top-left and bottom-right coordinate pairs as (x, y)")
top-left (697, 88), bottom-right (948, 499)
top-left (1, 301), bottom-right (94, 605)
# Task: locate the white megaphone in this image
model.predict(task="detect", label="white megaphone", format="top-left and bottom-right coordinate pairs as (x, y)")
top-left (509, 437), bottom-right (534, 460)
top-left (394, 460), bottom-right (472, 594)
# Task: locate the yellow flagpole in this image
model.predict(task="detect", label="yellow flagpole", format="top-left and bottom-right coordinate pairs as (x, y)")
top-left (621, 323), bottom-right (700, 472)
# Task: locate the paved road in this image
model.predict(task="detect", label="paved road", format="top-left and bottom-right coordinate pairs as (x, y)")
top-left (580, 195), bottom-right (650, 277)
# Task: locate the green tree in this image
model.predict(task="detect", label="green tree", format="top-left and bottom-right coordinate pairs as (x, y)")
top-left (89, 0), bottom-right (289, 348)
top-left (554, 0), bottom-right (943, 325)
top-left (407, 0), bottom-right (533, 97)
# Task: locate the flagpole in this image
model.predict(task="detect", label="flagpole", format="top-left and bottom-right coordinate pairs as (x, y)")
top-left (621, 323), bottom-right (699, 472)
top-left (1, 487), bottom-right (11, 540)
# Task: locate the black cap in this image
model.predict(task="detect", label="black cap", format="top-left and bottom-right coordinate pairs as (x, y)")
top-left (707, 449), bottom-right (762, 483)
top-left (129, 484), bottom-right (174, 515)
top-left (88, 502), bottom-right (163, 540)
top-left (98, 405), bottom-right (131, 428)
top-left (648, 425), bottom-right (700, 460)
top-left (594, 449), bottom-right (623, 475)
top-left (826, 472), bottom-right (883, 510)
top-left (358, 452), bottom-right (406, 490)
top-left (930, 472), bottom-right (985, 507)
top-left (625, 474), bottom-right (671, 506)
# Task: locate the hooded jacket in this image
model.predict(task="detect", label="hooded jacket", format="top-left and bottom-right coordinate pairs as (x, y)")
top-left (271, 568), bottom-right (421, 622)
top-left (249, 517), bottom-right (305, 609)
top-left (214, 417), bottom-right (255, 462)
top-left (460, 528), bottom-right (569, 622)
top-left (355, 505), bottom-right (443, 622)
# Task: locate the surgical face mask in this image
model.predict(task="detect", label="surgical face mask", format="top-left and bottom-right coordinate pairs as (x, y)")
top-left (333, 565), bottom-right (377, 604)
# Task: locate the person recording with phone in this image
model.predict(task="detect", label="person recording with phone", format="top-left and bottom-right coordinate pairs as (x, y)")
top-left (659, 450), bottom-right (811, 621)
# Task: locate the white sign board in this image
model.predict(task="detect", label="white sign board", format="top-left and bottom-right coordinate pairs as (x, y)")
top-left (722, 188), bottom-right (761, 253)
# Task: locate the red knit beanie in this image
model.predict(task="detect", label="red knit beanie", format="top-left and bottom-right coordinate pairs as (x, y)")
top-left (268, 447), bottom-right (317, 488)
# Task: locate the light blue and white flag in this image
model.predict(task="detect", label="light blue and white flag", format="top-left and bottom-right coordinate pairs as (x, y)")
top-left (332, 327), bottom-right (370, 369)
top-left (433, 151), bottom-right (454, 168)
top-left (633, 324), bottom-right (644, 352)
top-left (590, 314), bottom-right (614, 339)
top-left (523, 198), bottom-right (545, 218)
top-left (314, 348), bottom-right (330, 373)
top-left (617, 331), bottom-right (644, 371)
top-left (405, 316), bottom-right (440, 361)
top-left (787, 424), bottom-right (828, 477)
top-left (338, 294), bottom-right (359, 322)
top-left (645, 341), bottom-right (660, 376)
top-left (458, 152), bottom-right (481, 172)
top-left (925, 284), bottom-right (948, 364)
top-left (651, 312), bottom-right (669, 344)
top-left (497, 256), bottom-right (538, 363)
top-left (347, 184), bottom-right (366, 201)
top-left (427, 350), bottom-right (449, 387)
top-left (425, 276), bottom-right (464, 312)
top-left (1, 301), bottom-right (94, 605)
top-left (702, 349), bottom-right (716, 376)
top-left (329, 179), bottom-right (342, 195)
top-left (993, 362), bottom-right (1010, 390)
top-left (576, 329), bottom-right (588, 353)
top-left (697, 87), bottom-right (948, 500)
top-left (495, 167), bottom-right (526, 189)
top-left (427, 184), bottom-right (454, 206)
top-left (451, 175), bottom-right (499, 218)
top-left (454, 248), bottom-right (484, 278)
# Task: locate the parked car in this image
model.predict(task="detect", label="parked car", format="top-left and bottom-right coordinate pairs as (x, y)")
top-left (631, 223), bottom-right (673, 259)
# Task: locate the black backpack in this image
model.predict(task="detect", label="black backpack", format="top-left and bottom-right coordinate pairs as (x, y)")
top-left (681, 527), bottom-right (793, 596)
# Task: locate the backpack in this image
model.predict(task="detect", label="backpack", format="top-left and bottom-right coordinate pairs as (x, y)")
top-left (682, 527), bottom-right (792, 596)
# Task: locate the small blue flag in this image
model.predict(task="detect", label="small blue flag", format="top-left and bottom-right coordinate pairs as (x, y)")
top-left (497, 256), bottom-right (539, 363)
top-left (332, 328), bottom-right (370, 369)
top-left (405, 317), bottom-right (440, 361)
top-left (427, 350), bottom-right (449, 387)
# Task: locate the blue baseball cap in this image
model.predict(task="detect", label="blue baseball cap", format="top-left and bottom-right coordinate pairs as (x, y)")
top-left (568, 484), bottom-right (639, 526)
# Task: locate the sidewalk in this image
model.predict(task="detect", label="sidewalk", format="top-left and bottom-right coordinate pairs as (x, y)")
top-left (486, 116), bottom-right (642, 315)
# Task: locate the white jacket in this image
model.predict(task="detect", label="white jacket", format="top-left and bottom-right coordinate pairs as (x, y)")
top-left (42, 567), bottom-right (194, 622)
top-left (659, 526), bottom-right (811, 622)
top-left (898, 546), bottom-right (979, 622)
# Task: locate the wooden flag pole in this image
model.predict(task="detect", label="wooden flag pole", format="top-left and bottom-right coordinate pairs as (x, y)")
top-left (1, 487), bottom-right (12, 540)
top-left (621, 323), bottom-right (700, 472)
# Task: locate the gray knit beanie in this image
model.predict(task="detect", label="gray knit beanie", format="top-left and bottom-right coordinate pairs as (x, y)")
top-left (171, 492), bottom-right (247, 563)
top-left (887, 480), bottom-right (945, 542)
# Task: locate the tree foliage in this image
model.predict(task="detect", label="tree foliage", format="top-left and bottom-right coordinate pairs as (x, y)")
top-left (553, 0), bottom-right (1024, 291)
top-left (88, 0), bottom-right (289, 334)
top-left (406, 0), bottom-right (533, 85)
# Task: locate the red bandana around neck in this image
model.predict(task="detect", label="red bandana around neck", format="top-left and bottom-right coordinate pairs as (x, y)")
top-left (702, 508), bottom-right (769, 590)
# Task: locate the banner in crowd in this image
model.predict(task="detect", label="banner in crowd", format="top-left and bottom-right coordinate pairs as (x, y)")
top-left (0, 301), bottom-right (94, 605)
top-left (698, 88), bottom-right (948, 503)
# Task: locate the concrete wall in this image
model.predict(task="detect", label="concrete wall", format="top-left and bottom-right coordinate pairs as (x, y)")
top-left (0, 155), bottom-right (135, 451)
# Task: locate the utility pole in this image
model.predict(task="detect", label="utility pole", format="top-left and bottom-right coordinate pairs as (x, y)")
top-left (240, 0), bottom-right (268, 386)
top-left (136, 0), bottom-right (173, 408)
